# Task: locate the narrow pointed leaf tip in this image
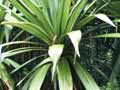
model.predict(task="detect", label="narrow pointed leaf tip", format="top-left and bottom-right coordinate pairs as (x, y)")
top-left (95, 33), bottom-right (120, 38)
top-left (68, 30), bottom-right (82, 57)
top-left (94, 14), bottom-right (116, 27)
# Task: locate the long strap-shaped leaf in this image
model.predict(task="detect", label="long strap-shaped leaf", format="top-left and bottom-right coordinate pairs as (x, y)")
top-left (22, 0), bottom-right (54, 37)
top-left (17, 57), bottom-right (52, 86)
top-left (74, 62), bottom-right (100, 90)
top-left (42, 0), bottom-right (71, 36)
top-left (9, 0), bottom-right (38, 24)
top-left (11, 55), bottom-right (46, 74)
top-left (77, 13), bottom-right (116, 29)
top-left (2, 21), bottom-right (51, 44)
top-left (28, 64), bottom-right (50, 90)
top-left (61, 0), bottom-right (71, 34)
top-left (1, 41), bottom-right (39, 47)
top-left (2, 47), bottom-right (45, 58)
top-left (76, 15), bottom-right (95, 29)
top-left (21, 75), bottom-right (33, 90)
top-left (65, 0), bottom-right (87, 33)
top-left (53, 0), bottom-right (64, 35)
top-left (57, 59), bottom-right (73, 90)
top-left (4, 58), bottom-right (20, 69)
top-left (32, 0), bottom-right (56, 36)
top-left (95, 33), bottom-right (120, 38)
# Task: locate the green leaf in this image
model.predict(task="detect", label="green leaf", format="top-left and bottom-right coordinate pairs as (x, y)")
top-left (2, 21), bottom-right (51, 44)
top-left (11, 55), bottom-right (46, 74)
top-left (76, 15), bottom-right (95, 29)
top-left (74, 62), bottom-right (100, 90)
top-left (48, 44), bottom-right (64, 79)
top-left (68, 30), bottom-right (82, 57)
top-left (9, 0), bottom-right (38, 24)
top-left (22, 0), bottom-right (54, 36)
top-left (17, 57), bottom-right (52, 86)
top-left (57, 59), bottom-right (73, 90)
top-left (1, 41), bottom-right (39, 47)
top-left (81, 0), bottom-right (97, 17)
top-left (4, 58), bottom-right (20, 68)
top-left (28, 64), bottom-right (50, 90)
top-left (0, 8), bottom-right (6, 22)
top-left (66, 0), bottom-right (87, 33)
top-left (0, 63), bottom-right (14, 90)
top-left (0, 26), bottom-right (5, 43)
top-left (95, 33), bottom-right (120, 38)
top-left (94, 14), bottom-right (116, 27)
top-left (61, 0), bottom-right (72, 34)
top-left (54, 0), bottom-right (64, 35)
top-left (21, 75), bottom-right (33, 90)
top-left (2, 47), bottom-right (45, 59)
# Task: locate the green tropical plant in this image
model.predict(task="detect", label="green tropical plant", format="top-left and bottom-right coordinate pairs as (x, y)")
top-left (1, 0), bottom-right (119, 90)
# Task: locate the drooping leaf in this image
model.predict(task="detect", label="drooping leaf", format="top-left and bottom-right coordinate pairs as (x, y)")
top-left (94, 14), bottom-right (116, 27)
top-left (68, 30), bottom-right (82, 57)
top-left (2, 47), bottom-right (45, 58)
top-left (1, 41), bottom-right (39, 47)
top-left (2, 21), bottom-right (51, 44)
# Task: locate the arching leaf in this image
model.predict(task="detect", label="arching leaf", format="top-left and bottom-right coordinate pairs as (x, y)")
top-left (68, 30), bottom-right (82, 57)
top-left (28, 64), bottom-right (50, 90)
top-left (94, 14), bottom-right (116, 27)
